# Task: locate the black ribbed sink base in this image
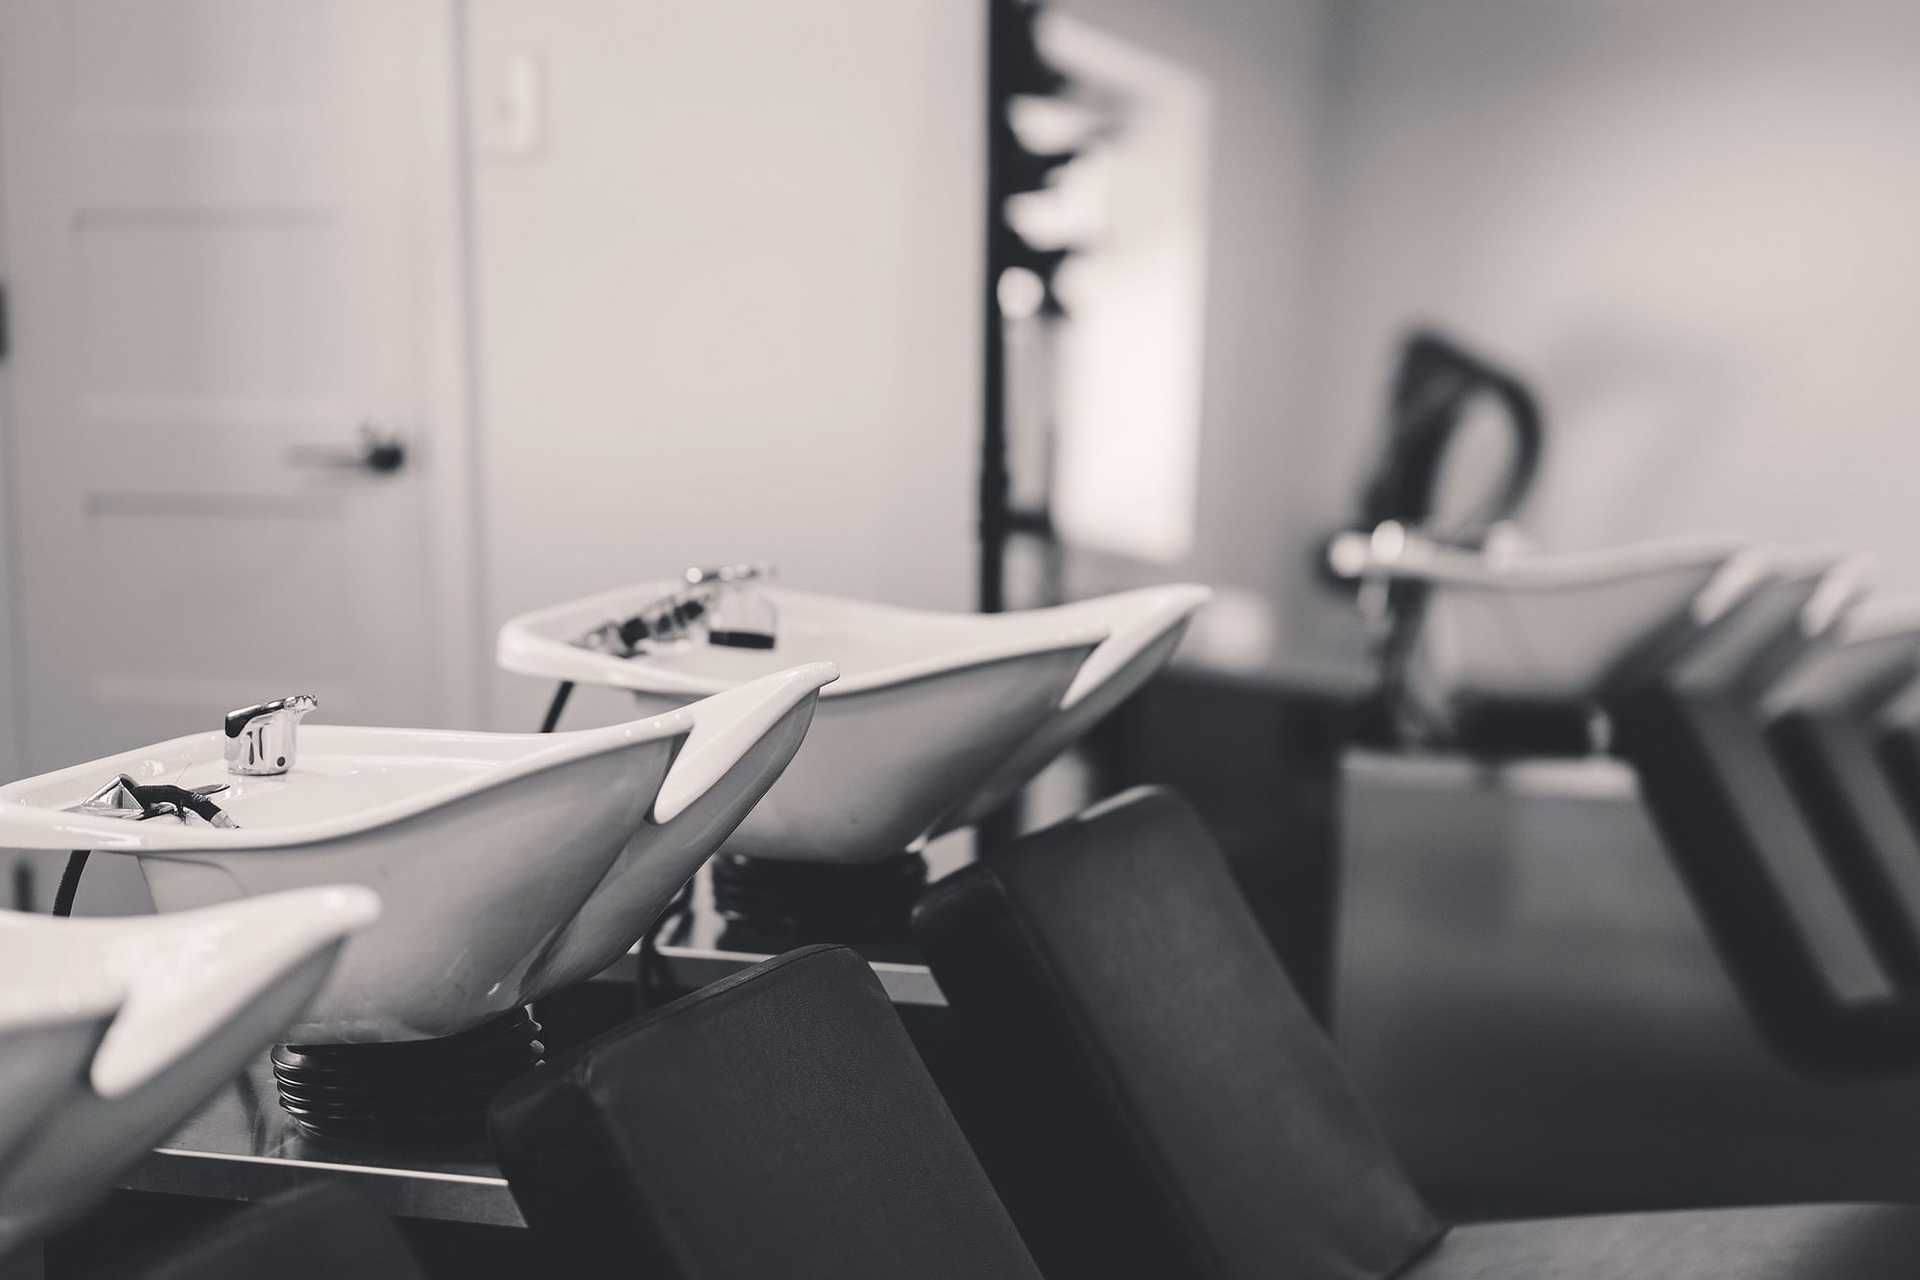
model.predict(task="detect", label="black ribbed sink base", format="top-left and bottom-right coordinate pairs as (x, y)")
top-left (272, 1008), bottom-right (545, 1144)
top-left (710, 851), bottom-right (929, 944)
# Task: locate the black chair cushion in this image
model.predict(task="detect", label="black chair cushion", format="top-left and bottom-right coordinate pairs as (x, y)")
top-left (1404, 1204), bottom-right (1920, 1279)
top-left (139, 1183), bottom-right (423, 1280)
top-left (913, 786), bottom-right (1442, 1280)
top-left (489, 944), bottom-right (1040, 1280)
top-left (1767, 632), bottom-right (1920, 992)
top-left (1607, 573), bottom-right (1920, 1074)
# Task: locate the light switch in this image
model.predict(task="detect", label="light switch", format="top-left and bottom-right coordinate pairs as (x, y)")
top-left (478, 52), bottom-right (542, 159)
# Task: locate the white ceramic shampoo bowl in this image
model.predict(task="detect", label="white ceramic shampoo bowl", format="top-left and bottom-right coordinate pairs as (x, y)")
top-left (0, 664), bottom-right (835, 1042)
top-left (1327, 531), bottom-right (1860, 705)
top-left (0, 887), bottom-right (376, 1253)
top-left (498, 583), bottom-right (1210, 863)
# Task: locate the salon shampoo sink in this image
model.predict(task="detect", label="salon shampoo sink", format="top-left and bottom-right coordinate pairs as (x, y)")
top-left (1326, 528), bottom-right (1860, 706)
top-left (0, 887), bottom-right (376, 1253)
top-left (497, 583), bottom-right (1210, 862)
top-left (0, 664), bottom-right (835, 1043)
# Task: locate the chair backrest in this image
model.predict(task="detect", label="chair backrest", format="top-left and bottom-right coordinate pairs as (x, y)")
top-left (1606, 574), bottom-right (1920, 1075)
top-left (913, 787), bottom-right (1443, 1280)
top-left (489, 944), bottom-right (1041, 1280)
top-left (1766, 627), bottom-right (1920, 991)
top-left (1872, 675), bottom-right (1920, 854)
top-left (139, 1183), bottom-right (423, 1280)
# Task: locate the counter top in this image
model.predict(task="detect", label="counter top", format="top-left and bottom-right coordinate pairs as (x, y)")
top-left (121, 1055), bottom-right (523, 1227)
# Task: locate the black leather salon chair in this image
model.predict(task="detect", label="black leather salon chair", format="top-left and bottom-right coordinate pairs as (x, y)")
top-left (913, 786), bottom-right (1920, 1280)
top-left (1870, 669), bottom-right (1920, 846)
top-left (138, 1183), bottom-right (424, 1280)
top-left (1766, 620), bottom-right (1920, 997)
top-left (1608, 571), bottom-right (1920, 1075)
top-left (489, 945), bottom-right (1042, 1280)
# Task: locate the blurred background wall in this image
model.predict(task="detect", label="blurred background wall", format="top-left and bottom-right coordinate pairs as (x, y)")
top-left (1044, 0), bottom-right (1327, 612)
top-left (5, 0), bottom-right (1920, 738)
top-left (1288, 0), bottom-right (1920, 659)
top-left (0, 151), bottom-right (18, 782)
top-left (464, 0), bottom-right (983, 728)
top-left (460, 0), bottom-right (1336, 729)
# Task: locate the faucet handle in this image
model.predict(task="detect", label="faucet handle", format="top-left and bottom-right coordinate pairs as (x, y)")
top-left (224, 694), bottom-right (318, 776)
top-left (682, 562), bottom-right (774, 587)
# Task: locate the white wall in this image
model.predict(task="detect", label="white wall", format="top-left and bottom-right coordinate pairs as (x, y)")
top-left (465, 0), bottom-right (983, 728)
top-left (1291, 0), bottom-right (1920, 658)
top-left (0, 108), bottom-right (20, 784)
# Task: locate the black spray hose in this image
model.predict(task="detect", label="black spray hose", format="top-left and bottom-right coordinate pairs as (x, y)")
top-left (51, 775), bottom-right (237, 916)
top-left (539, 681), bottom-right (575, 734)
top-left (1323, 329), bottom-right (1549, 747)
top-left (52, 850), bottom-right (90, 918)
top-left (1320, 328), bottom-right (1546, 598)
top-left (1358, 329), bottom-right (1545, 543)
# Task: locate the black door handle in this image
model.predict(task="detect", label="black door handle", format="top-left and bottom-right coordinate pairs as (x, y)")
top-left (288, 424), bottom-right (407, 475)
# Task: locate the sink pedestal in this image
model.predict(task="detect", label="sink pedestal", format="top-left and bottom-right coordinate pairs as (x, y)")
top-left (270, 1008), bottom-right (545, 1143)
top-left (711, 852), bottom-right (929, 944)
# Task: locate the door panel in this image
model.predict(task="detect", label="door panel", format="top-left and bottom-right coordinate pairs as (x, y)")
top-left (1, 0), bottom-right (458, 769)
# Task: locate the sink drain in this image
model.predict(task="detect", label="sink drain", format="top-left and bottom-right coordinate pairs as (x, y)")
top-left (271, 1007), bottom-right (544, 1143)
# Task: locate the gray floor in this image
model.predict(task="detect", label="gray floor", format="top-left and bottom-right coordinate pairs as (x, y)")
top-left (1337, 752), bottom-right (1920, 1219)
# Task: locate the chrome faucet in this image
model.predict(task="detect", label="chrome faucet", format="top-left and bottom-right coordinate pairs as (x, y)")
top-left (573, 563), bottom-right (778, 657)
top-left (224, 694), bottom-right (318, 776)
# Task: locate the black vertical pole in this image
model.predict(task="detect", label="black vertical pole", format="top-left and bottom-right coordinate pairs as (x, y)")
top-left (979, 0), bottom-right (1076, 853)
top-left (979, 0), bottom-right (1010, 616)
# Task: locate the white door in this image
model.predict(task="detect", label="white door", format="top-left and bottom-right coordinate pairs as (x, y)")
top-left (0, 0), bottom-right (476, 771)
